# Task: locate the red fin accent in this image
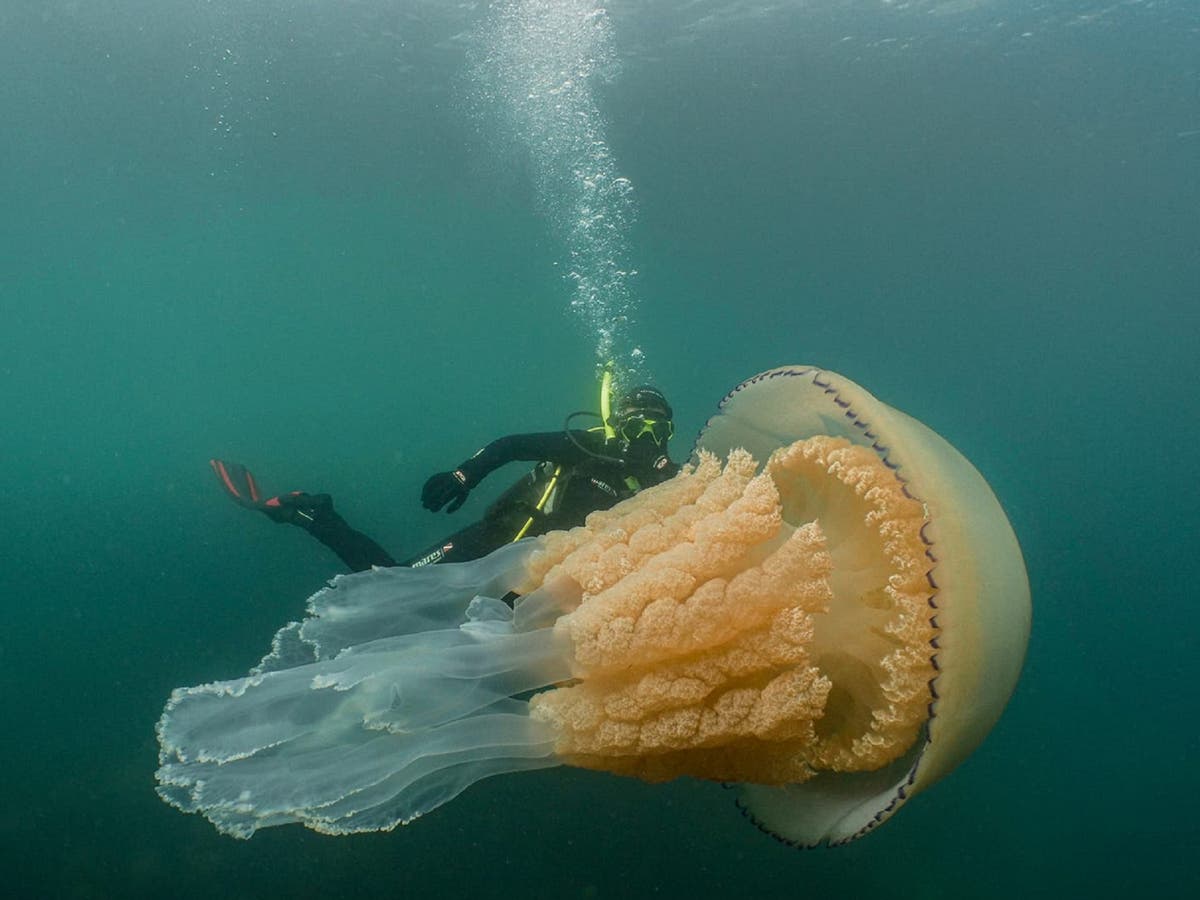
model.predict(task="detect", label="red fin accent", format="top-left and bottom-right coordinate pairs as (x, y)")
top-left (211, 459), bottom-right (241, 499)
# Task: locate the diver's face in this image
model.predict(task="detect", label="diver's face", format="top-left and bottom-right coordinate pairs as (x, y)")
top-left (616, 414), bottom-right (674, 447)
top-left (621, 436), bottom-right (658, 467)
top-left (618, 416), bottom-right (672, 462)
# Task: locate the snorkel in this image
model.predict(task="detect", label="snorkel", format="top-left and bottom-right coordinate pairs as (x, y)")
top-left (600, 363), bottom-right (616, 440)
top-left (563, 361), bottom-right (625, 464)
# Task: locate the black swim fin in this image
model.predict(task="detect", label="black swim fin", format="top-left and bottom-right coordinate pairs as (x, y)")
top-left (210, 459), bottom-right (263, 509)
top-left (210, 458), bottom-right (333, 526)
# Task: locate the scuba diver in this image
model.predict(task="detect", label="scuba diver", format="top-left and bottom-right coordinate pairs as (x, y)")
top-left (211, 377), bottom-right (679, 572)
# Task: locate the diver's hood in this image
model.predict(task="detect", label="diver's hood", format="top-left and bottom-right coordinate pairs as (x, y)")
top-left (615, 386), bottom-right (672, 421)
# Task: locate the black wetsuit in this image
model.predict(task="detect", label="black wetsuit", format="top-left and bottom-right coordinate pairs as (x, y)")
top-left (301, 429), bottom-right (679, 572)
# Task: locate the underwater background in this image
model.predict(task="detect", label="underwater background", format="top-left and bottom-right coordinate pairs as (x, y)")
top-left (2, 1), bottom-right (1196, 897)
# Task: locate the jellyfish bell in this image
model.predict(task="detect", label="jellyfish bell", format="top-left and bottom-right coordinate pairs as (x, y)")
top-left (693, 366), bottom-right (1031, 844)
top-left (155, 366), bottom-right (1029, 845)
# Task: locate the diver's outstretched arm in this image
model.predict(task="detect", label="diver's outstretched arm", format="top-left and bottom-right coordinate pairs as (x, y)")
top-left (422, 431), bottom-right (594, 514)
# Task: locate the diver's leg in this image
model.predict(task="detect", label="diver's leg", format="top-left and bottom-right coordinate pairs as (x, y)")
top-left (210, 459), bottom-right (396, 572)
top-left (298, 499), bottom-right (397, 571)
top-left (254, 491), bottom-right (398, 572)
top-left (400, 519), bottom-right (510, 568)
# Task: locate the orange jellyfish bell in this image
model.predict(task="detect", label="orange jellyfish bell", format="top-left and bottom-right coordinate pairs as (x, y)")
top-left (156, 366), bottom-right (1029, 846)
top-left (690, 366), bottom-right (1031, 844)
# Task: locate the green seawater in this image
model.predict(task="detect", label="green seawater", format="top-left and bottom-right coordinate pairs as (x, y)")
top-left (1, 2), bottom-right (1196, 897)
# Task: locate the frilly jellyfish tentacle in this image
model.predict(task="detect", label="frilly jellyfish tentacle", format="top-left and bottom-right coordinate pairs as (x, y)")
top-left (155, 542), bottom-right (574, 838)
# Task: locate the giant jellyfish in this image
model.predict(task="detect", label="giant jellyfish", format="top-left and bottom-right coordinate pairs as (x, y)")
top-left (156, 367), bottom-right (1030, 845)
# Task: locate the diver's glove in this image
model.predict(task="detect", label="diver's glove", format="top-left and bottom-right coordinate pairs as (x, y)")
top-left (210, 459), bottom-right (334, 528)
top-left (422, 469), bottom-right (471, 513)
